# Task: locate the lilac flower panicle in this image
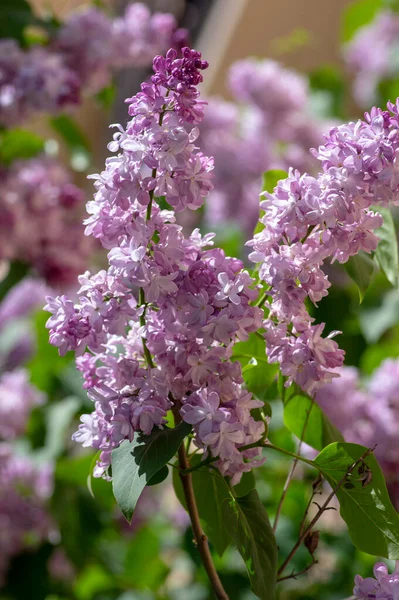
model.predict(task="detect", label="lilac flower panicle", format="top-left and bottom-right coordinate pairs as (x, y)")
top-left (247, 101), bottom-right (399, 395)
top-left (345, 10), bottom-right (399, 107)
top-left (46, 48), bottom-right (266, 484)
top-left (354, 562), bottom-right (399, 600)
top-left (0, 156), bottom-right (92, 287)
top-left (0, 3), bottom-right (185, 125)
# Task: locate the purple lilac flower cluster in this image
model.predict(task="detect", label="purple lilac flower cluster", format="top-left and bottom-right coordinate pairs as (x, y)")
top-left (0, 156), bottom-right (93, 287)
top-left (200, 59), bottom-right (330, 233)
top-left (316, 359), bottom-right (399, 505)
top-left (0, 362), bottom-right (52, 585)
top-left (353, 562), bottom-right (399, 599)
top-left (45, 48), bottom-right (266, 484)
top-left (0, 445), bottom-right (53, 586)
top-left (247, 103), bottom-right (399, 395)
top-left (0, 3), bottom-right (185, 126)
top-left (345, 10), bottom-right (399, 107)
top-left (0, 369), bottom-right (44, 441)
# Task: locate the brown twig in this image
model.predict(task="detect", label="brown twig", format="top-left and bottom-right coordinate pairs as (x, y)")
top-left (277, 447), bottom-right (374, 578)
top-left (172, 408), bottom-right (229, 600)
top-left (277, 558), bottom-right (318, 582)
top-left (177, 442), bottom-right (229, 600)
top-left (299, 474), bottom-right (323, 537)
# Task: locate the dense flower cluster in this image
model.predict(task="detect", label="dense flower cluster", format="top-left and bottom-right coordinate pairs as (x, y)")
top-left (45, 48), bottom-right (266, 484)
top-left (345, 10), bottom-right (399, 107)
top-left (353, 562), bottom-right (399, 599)
top-left (0, 445), bottom-right (52, 585)
top-left (247, 102), bottom-right (399, 394)
top-left (316, 359), bottom-right (399, 504)
top-left (0, 3), bottom-right (185, 126)
top-left (200, 59), bottom-right (328, 233)
top-left (0, 156), bottom-right (92, 287)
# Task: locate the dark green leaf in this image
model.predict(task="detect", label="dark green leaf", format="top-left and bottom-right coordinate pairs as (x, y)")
top-left (28, 310), bottom-right (73, 393)
top-left (233, 470), bottom-right (256, 498)
top-left (0, 0), bottom-right (34, 43)
top-left (232, 333), bottom-right (278, 401)
top-left (314, 442), bottom-right (399, 558)
top-left (0, 129), bottom-right (44, 164)
top-left (0, 260), bottom-right (29, 300)
top-left (112, 421), bottom-right (191, 521)
top-left (173, 456), bottom-right (232, 555)
top-left (147, 464), bottom-right (169, 486)
top-left (341, 0), bottom-right (382, 42)
top-left (284, 393), bottom-right (344, 451)
top-left (49, 115), bottom-right (91, 171)
top-left (373, 206), bottom-right (399, 287)
top-left (345, 251), bottom-right (376, 302)
top-left (221, 488), bottom-right (278, 600)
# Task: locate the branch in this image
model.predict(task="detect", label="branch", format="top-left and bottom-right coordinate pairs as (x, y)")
top-left (177, 442), bottom-right (229, 600)
top-left (277, 447), bottom-right (374, 578)
top-left (273, 401), bottom-right (314, 533)
top-left (277, 558), bottom-right (318, 582)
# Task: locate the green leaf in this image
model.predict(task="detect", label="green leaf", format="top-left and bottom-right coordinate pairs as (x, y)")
top-left (221, 488), bottom-right (278, 600)
top-left (359, 289), bottom-right (399, 343)
top-left (262, 170), bottom-right (288, 193)
top-left (345, 251), bottom-right (376, 302)
top-left (42, 396), bottom-right (79, 459)
top-left (232, 333), bottom-right (278, 401)
top-left (341, 0), bottom-right (382, 42)
top-left (0, 0), bottom-right (35, 43)
top-left (147, 464), bottom-right (169, 486)
top-left (0, 129), bottom-right (44, 164)
top-left (49, 115), bottom-right (92, 171)
top-left (28, 310), bottom-right (73, 393)
top-left (373, 206), bottom-right (399, 288)
top-left (112, 421), bottom-right (191, 522)
top-left (309, 65), bottom-right (345, 118)
top-left (233, 470), bottom-right (256, 498)
top-left (0, 261), bottom-right (29, 300)
top-left (284, 393), bottom-right (344, 451)
top-left (314, 442), bottom-right (399, 558)
top-left (95, 83), bottom-right (116, 109)
top-left (173, 456), bottom-right (232, 555)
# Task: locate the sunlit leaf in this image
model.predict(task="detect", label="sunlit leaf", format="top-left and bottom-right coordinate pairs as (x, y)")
top-left (314, 442), bottom-right (399, 558)
top-left (112, 421), bottom-right (191, 521)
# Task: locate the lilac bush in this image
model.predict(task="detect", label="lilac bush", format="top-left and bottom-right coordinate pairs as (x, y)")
top-left (43, 44), bottom-right (399, 599)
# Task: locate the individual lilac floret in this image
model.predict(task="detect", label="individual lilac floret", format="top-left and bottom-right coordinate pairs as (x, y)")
top-left (0, 370), bottom-right (44, 441)
top-left (345, 10), bottom-right (399, 107)
top-left (247, 101), bottom-right (399, 395)
top-left (46, 48), bottom-right (266, 485)
top-left (354, 562), bottom-right (399, 599)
